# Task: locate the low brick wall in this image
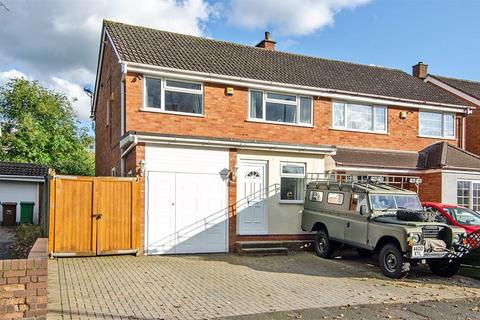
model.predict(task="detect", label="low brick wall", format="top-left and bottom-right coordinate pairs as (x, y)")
top-left (0, 238), bottom-right (48, 320)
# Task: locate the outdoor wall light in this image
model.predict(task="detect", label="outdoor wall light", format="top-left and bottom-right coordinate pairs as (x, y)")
top-left (226, 86), bottom-right (234, 96)
top-left (139, 160), bottom-right (146, 177)
top-left (399, 111), bottom-right (408, 120)
top-left (229, 165), bottom-right (239, 180)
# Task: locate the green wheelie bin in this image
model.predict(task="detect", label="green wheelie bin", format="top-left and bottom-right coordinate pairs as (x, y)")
top-left (20, 202), bottom-right (34, 224)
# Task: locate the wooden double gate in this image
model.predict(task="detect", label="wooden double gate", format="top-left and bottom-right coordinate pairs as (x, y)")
top-left (48, 176), bottom-right (141, 257)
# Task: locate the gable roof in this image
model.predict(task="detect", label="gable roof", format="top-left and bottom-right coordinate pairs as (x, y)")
top-left (102, 20), bottom-right (467, 108)
top-left (0, 162), bottom-right (49, 177)
top-left (430, 75), bottom-right (480, 101)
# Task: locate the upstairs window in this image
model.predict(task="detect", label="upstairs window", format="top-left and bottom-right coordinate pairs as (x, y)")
top-left (333, 102), bottom-right (387, 133)
top-left (250, 90), bottom-right (312, 125)
top-left (145, 77), bottom-right (203, 115)
top-left (419, 112), bottom-right (455, 138)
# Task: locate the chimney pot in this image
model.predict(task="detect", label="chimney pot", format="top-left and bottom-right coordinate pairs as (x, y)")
top-left (412, 62), bottom-right (428, 79)
top-left (265, 31), bottom-right (270, 40)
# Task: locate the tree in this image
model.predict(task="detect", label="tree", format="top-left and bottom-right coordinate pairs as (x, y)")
top-left (0, 78), bottom-right (94, 176)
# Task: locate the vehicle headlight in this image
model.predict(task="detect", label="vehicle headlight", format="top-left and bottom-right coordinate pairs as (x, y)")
top-left (408, 233), bottom-right (422, 244)
top-left (453, 234), bottom-right (461, 244)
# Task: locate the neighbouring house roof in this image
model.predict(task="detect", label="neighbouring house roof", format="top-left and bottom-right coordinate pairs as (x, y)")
top-left (333, 148), bottom-right (419, 170)
top-left (418, 142), bottom-right (480, 171)
top-left (0, 162), bottom-right (49, 177)
top-left (333, 142), bottom-right (480, 172)
top-left (430, 75), bottom-right (480, 101)
top-left (102, 20), bottom-right (467, 108)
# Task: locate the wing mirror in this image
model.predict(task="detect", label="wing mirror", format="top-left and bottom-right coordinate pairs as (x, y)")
top-left (359, 205), bottom-right (368, 215)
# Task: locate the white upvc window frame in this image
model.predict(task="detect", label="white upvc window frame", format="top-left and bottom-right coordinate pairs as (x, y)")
top-left (419, 111), bottom-right (456, 139)
top-left (332, 101), bottom-right (388, 134)
top-left (279, 162), bottom-right (307, 204)
top-left (457, 180), bottom-right (480, 212)
top-left (248, 90), bottom-right (313, 127)
top-left (143, 76), bottom-right (204, 117)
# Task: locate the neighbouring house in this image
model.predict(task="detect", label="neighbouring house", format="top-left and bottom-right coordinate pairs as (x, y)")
top-left (328, 142), bottom-right (480, 212)
top-left (0, 162), bottom-right (49, 227)
top-left (416, 67), bottom-right (480, 156)
top-left (92, 20), bottom-right (477, 255)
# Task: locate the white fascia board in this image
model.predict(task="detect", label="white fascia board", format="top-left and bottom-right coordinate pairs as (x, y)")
top-left (92, 29), bottom-right (124, 118)
top-left (92, 29), bottom-right (107, 118)
top-left (126, 63), bottom-right (469, 113)
top-left (0, 176), bottom-right (45, 182)
top-left (121, 133), bottom-right (336, 155)
top-left (425, 76), bottom-right (480, 110)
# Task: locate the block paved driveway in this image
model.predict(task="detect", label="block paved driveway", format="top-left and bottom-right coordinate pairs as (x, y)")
top-left (47, 251), bottom-right (480, 319)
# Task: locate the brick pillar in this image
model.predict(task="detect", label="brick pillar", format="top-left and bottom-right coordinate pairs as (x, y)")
top-left (136, 143), bottom-right (146, 255)
top-left (228, 148), bottom-right (238, 252)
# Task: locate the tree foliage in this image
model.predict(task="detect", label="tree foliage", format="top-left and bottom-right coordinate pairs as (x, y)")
top-left (0, 79), bottom-right (94, 176)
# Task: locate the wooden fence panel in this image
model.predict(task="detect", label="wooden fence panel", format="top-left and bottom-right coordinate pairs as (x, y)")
top-left (48, 176), bottom-right (140, 257)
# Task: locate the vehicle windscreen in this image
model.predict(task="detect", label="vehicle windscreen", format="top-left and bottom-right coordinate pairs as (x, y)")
top-left (369, 194), bottom-right (422, 211)
top-left (445, 207), bottom-right (480, 226)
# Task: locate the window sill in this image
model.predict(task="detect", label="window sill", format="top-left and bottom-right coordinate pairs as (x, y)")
top-left (279, 200), bottom-right (304, 204)
top-left (140, 108), bottom-right (205, 118)
top-left (247, 118), bottom-right (314, 128)
top-left (329, 127), bottom-right (388, 135)
top-left (418, 135), bottom-right (457, 141)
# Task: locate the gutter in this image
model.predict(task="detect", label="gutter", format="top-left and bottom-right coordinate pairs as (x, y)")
top-left (120, 133), bottom-right (336, 155)
top-left (0, 175), bottom-right (46, 182)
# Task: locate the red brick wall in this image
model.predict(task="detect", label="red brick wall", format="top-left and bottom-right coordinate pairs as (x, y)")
top-left (124, 75), bottom-right (461, 152)
top-left (94, 40), bottom-right (123, 176)
top-left (466, 109), bottom-right (480, 156)
top-left (0, 238), bottom-right (48, 320)
top-left (228, 149), bottom-right (237, 252)
top-left (417, 172), bottom-right (443, 203)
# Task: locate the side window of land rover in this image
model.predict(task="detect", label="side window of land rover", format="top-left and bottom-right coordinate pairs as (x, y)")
top-left (310, 191), bottom-right (323, 202)
top-left (327, 192), bottom-right (344, 205)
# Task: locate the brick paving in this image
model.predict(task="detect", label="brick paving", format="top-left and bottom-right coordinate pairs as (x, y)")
top-left (47, 251), bottom-right (480, 320)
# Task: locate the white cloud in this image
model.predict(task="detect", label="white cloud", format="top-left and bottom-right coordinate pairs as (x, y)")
top-left (0, 69), bottom-right (29, 85)
top-left (228, 0), bottom-right (371, 36)
top-left (0, 0), bottom-right (215, 122)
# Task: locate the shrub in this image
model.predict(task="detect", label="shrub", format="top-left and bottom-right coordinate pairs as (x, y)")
top-left (9, 224), bottom-right (43, 258)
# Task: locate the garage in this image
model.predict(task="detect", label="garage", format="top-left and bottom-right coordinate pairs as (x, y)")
top-left (145, 145), bottom-right (229, 254)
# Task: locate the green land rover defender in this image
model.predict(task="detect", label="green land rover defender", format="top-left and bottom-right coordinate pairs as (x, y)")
top-left (301, 176), bottom-right (467, 278)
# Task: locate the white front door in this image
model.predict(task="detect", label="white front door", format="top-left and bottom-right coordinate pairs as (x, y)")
top-left (238, 160), bottom-right (267, 235)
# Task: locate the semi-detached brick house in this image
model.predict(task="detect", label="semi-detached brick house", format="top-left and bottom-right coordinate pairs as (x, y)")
top-left (92, 20), bottom-right (480, 255)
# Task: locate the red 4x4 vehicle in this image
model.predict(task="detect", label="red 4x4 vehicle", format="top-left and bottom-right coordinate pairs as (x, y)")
top-left (422, 202), bottom-right (480, 234)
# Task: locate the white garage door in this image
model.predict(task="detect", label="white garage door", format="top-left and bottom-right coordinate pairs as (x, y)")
top-left (146, 145), bottom-right (229, 254)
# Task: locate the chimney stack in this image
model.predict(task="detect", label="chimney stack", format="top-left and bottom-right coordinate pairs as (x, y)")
top-left (255, 31), bottom-right (276, 51)
top-left (412, 62), bottom-right (428, 79)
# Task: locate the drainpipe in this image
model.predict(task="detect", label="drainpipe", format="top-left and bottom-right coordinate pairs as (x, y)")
top-left (119, 62), bottom-right (128, 176)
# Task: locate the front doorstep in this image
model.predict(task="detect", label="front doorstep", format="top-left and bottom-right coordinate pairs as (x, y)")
top-left (235, 238), bottom-right (314, 256)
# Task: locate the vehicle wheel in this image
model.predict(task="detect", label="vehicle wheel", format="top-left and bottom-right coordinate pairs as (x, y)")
top-left (427, 259), bottom-right (461, 278)
top-left (379, 243), bottom-right (409, 279)
top-left (357, 248), bottom-right (374, 258)
top-left (314, 229), bottom-right (334, 258)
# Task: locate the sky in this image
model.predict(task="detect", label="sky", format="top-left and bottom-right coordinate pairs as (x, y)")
top-left (0, 0), bottom-right (479, 131)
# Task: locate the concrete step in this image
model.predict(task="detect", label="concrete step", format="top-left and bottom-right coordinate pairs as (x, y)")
top-left (236, 240), bottom-right (312, 251)
top-left (239, 247), bottom-right (289, 256)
